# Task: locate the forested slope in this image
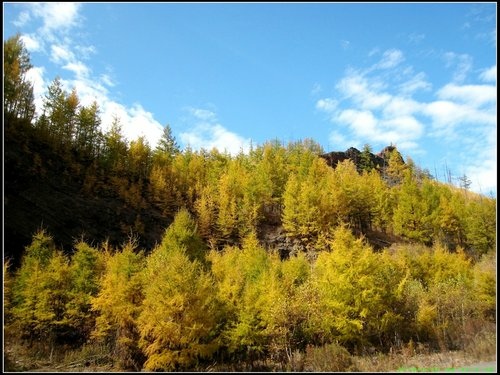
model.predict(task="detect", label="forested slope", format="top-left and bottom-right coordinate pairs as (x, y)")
top-left (3, 33), bottom-right (496, 372)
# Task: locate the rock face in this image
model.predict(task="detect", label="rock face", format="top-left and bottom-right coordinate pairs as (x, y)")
top-left (320, 145), bottom-right (399, 172)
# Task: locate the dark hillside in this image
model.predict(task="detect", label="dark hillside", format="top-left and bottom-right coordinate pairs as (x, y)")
top-left (4, 121), bottom-right (171, 267)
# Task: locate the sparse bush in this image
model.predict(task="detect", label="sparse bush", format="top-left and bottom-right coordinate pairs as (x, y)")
top-left (304, 343), bottom-right (355, 372)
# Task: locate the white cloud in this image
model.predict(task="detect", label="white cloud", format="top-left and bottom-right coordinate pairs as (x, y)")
top-left (443, 52), bottom-right (473, 83)
top-left (20, 34), bottom-right (42, 52)
top-left (465, 155), bottom-right (497, 195)
top-left (189, 107), bottom-right (217, 122)
top-left (422, 99), bottom-right (495, 140)
top-left (29, 2), bottom-right (82, 35)
top-left (437, 83), bottom-right (496, 107)
top-left (368, 47), bottom-right (380, 57)
top-left (461, 125), bottom-right (497, 194)
top-left (479, 65), bottom-right (496, 82)
top-left (336, 73), bottom-right (367, 98)
top-left (336, 108), bottom-right (423, 146)
top-left (63, 61), bottom-right (90, 78)
top-left (98, 102), bottom-right (164, 149)
top-left (100, 74), bottom-right (115, 87)
top-left (408, 33), bottom-right (425, 44)
top-left (329, 130), bottom-right (352, 150)
top-left (51, 74), bottom-right (165, 149)
top-left (50, 44), bottom-right (74, 64)
top-left (17, 3), bottom-right (166, 150)
top-left (13, 10), bottom-right (31, 27)
top-left (316, 98), bottom-right (337, 113)
top-left (179, 109), bottom-right (251, 155)
top-left (337, 109), bottom-right (378, 139)
top-left (375, 49), bottom-right (404, 70)
top-left (336, 73), bottom-right (391, 110)
top-left (25, 66), bottom-right (47, 116)
top-left (75, 45), bottom-right (97, 60)
top-left (382, 116), bottom-right (423, 140)
top-left (340, 40), bottom-right (350, 49)
top-left (126, 104), bottom-right (164, 147)
top-left (398, 72), bottom-right (432, 95)
top-left (383, 97), bottom-right (421, 117)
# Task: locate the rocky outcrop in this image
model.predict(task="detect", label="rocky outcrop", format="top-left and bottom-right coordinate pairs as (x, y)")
top-left (320, 145), bottom-right (400, 172)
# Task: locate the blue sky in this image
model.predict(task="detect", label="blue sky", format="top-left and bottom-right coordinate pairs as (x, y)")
top-left (3, 2), bottom-right (497, 195)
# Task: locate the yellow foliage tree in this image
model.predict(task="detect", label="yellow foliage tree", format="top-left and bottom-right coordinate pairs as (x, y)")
top-left (137, 210), bottom-right (222, 370)
top-left (138, 243), bottom-right (221, 370)
top-left (91, 241), bottom-right (145, 370)
top-left (308, 225), bottom-right (404, 347)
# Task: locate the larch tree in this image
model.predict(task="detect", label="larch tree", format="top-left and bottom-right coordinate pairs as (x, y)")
top-left (128, 136), bottom-right (152, 180)
top-left (65, 241), bottom-right (106, 344)
top-left (208, 233), bottom-right (272, 362)
top-left (137, 211), bottom-right (222, 370)
top-left (393, 172), bottom-right (434, 244)
top-left (308, 225), bottom-right (400, 348)
top-left (91, 241), bottom-right (146, 370)
top-left (42, 77), bottom-right (68, 146)
top-left (10, 230), bottom-right (73, 348)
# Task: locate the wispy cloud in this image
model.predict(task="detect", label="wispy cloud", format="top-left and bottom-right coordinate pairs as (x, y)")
top-left (374, 49), bottom-right (404, 70)
top-left (408, 32), bottom-right (425, 44)
top-left (443, 52), bottom-right (473, 83)
top-left (340, 40), bottom-right (350, 50)
top-left (479, 65), bottom-right (496, 82)
top-left (13, 10), bottom-right (31, 28)
top-left (397, 72), bottom-right (432, 95)
top-left (464, 4), bottom-right (496, 47)
top-left (310, 82), bottom-right (322, 96)
top-left (179, 108), bottom-right (251, 155)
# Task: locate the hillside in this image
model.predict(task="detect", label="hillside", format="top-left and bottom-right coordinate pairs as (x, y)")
top-left (4, 121), bottom-right (172, 267)
top-left (3, 33), bottom-right (496, 372)
top-left (4, 119), bottom-right (404, 267)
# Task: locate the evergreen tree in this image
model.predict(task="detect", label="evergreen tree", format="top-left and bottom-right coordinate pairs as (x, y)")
top-left (103, 115), bottom-right (129, 171)
top-left (75, 101), bottom-right (103, 158)
top-left (43, 77), bottom-right (68, 146)
top-left (3, 34), bottom-right (36, 123)
top-left (154, 124), bottom-right (180, 163)
top-left (360, 143), bottom-right (375, 172)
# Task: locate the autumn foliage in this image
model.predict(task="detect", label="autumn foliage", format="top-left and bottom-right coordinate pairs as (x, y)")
top-left (3, 34), bottom-right (497, 371)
